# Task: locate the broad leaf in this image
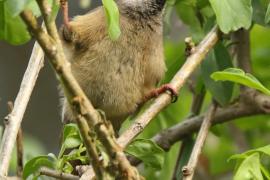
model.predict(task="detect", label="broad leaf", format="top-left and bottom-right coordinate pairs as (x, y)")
top-left (126, 139), bottom-right (165, 170)
top-left (234, 153), bottom-right (263, 180)
top-left (261, 165), bottom-right (270, 179)
top-left (211, 68), bottom-right (270, 96)
top-left (209, 0), bottom-right (252, 33)
top-left (6, 0), bottom-right (31, 16)
top-left (201, 42), bottom-right (233, 106)
top-left (265, 3), bottom-right (270, 24)
top-left (0, 1), bottom-right (30, 45)
top-left (252, 0), bottom-right (269, 26)
top-left (23, 155), bottom-right (55, 179)
top-left (102, 0), bottom-right (121, 40)
top-left (175, 1), bottom-right (204, 41)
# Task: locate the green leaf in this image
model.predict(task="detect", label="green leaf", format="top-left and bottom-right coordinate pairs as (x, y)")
top-left (234, 153), bottom-right (263, 180)
top-left (265, 3), bottom-right (270, 24)
top-left (209, 0), bottom-right (253, 33)
top-left (0, 1), bottom-right (31, 45)
top-left (126, 139), bottom-right (165, 170)
top-left (6, 0), bottom-right (31, 17)
top-left (59, 124), bottom-right (82, 158)
top-left (175, 1), bottom-right (204, 41)
top-left (261, 164), bottom-right (270, 179)
top-left (211, 68), bottom-right (270, 96)
top-left (102, 0), bottom-right (121, 40)
top-left (62, 124), bottom-right (81, 142)
top-left (23, 155), bottom-right (55, 179)
top-left (252, 0), bottom-right (268, 26)
top-left (201, 42), bottom-right (233, 106)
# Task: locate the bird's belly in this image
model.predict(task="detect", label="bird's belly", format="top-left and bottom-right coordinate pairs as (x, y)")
top-left (72, 57), bottom-right (144, 125)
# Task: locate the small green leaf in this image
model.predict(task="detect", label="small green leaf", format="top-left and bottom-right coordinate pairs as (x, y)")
top-left (126, 139), bottom-right (165, 170)
top-left (209, 0), bottom-right (253, 33)
top-left (234, 153), bottom-right (263, 180)
top-left (211, 68), bottom-right (270, 96)
top-left (64, 137), bottom-right (81, 149)
top-left (102, 0), bottom-right (121, 40)
top-left (59, 124), bottom-right (82, 158)
top-left (23, 155), bottom-right (55, 179)
top-left (265, 3), bottom-right (270, 24)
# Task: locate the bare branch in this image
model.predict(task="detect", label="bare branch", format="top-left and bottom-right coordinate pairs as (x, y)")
top-left (0, 42), bottom-right (44, 176)
top-left (117, 26), bottom-right (219, 148)
top-left (81, 26), bottom-right (220, 180)
top-left (152, 91), bottom-right (268, 151)
top-left (182, 103), bottom-right (217, 180)
top-left (233, 29), bottom-right (252, 73)
top-left (20, 3), bottom-right (139, 178)
top-left (39, 167), bottom-right (80, 180)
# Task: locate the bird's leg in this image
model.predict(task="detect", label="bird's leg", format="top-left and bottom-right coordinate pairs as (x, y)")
top-left (60, 0), bottom-right (73, 42)
top-left (60, 0), bottom-right (70, 28)
top-left (145, 84), bottom-right (178, 103)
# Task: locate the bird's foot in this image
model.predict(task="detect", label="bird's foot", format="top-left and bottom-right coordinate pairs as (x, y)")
top-left (60, 0), bottom-right (70, 28)
top-left (145, 84), bottom-right (178, 103)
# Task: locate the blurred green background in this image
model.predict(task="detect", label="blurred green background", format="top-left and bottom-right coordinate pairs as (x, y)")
top-left (1, 1), bottom-right (270, 179)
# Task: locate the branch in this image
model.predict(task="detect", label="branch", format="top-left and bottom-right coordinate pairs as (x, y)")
top-left (39, 167), bottom-right (79, 180)
top-left (20, 3), bottom-right (139, 178)
top-left (122, 91), bottom-right (270, 170)
top-left (152, 91), bottom-right (270, 151)
top-left (0, 42), bottom-right (44, 176)
top-left (81, 26), bottom-right (220, 180)
top-left (117, 26), bottom-right (219, 148)
top-left (182, 103), bottom-right (217, 180)
top-left (233, 29), bottom-right (252, 73)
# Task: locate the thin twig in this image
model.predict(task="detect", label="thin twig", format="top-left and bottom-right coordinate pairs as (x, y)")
top-left (113, 91), bottom-right (270, 169)
top-left (81, 91), bottom-right (270, 179)
top-left (16, 128), bottom-right (23, 178)
top-left (81, 26), bottom-right (219, 180)
top-left (153, 90), bottom-right (269, 151)
top-left (20, 4), bottom-right (139, 178)
top-left (117, 26), bottom-right (219, 148)
top-left (0, 42), bottom-right (44, 176)
top-left (172, 85), bottom-right (205, 180)
top-left (6, 102), bottom-right (24, 178)
top-left (39, 167), bottom-right (80, 180)
top-left (182, 103), bottom-right (217, 180)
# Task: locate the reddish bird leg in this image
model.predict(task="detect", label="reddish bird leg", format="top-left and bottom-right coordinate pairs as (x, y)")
top-left (145, 84), bottom-right (178, 103)
top-left (60, 0), bottom-right (70, 28)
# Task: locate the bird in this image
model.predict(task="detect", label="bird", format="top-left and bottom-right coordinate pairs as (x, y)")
top-left (60, 0), bottom-right (177, 132)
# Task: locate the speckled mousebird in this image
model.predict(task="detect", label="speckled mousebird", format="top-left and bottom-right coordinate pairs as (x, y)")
top-left (60, 0), bottom-right (178, 131)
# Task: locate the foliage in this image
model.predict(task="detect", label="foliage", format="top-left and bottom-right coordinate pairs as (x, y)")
top-left (211, 68), bottom-right (270, 96)
top-left (229, 145), bottom-right (270, 180)
top-left (1, 0), bottom-right (270, 179)
top-left (22, 124), bottom-right (164, 179)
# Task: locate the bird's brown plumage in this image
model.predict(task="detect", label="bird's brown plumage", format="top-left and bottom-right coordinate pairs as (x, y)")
top-left (61, 0), bottom-right (166, 131)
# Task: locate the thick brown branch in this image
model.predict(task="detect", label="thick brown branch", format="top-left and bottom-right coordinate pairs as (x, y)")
top-left (153, 91), bottom-right (268, 151)
top-left (0, 42), bottom-right (44, 176)
top-left (233, 29), bottom-right (252, 73)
